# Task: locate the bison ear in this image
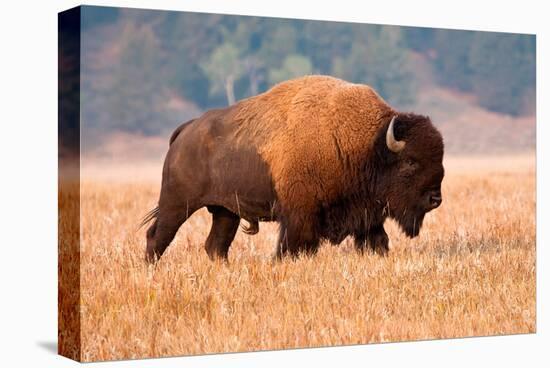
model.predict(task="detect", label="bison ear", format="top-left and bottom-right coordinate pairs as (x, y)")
top-left (386, 116), bottom-right (406, 153)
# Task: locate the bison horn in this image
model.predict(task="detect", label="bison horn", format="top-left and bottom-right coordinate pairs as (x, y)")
top-left (386, 115), bottom-right (405, 153)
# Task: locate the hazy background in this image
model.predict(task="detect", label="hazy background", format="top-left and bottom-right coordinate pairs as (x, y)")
top-left (76, 6), bottom-right (536, 161)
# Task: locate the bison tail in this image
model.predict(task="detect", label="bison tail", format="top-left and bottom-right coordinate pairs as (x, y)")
top-left (240, 219), bottom-right (259, 235)
top-left (139, 206), bottom-right (159, 229)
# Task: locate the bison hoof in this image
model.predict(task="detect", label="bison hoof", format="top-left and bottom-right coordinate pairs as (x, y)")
top-left (374, 246), bottom-right (389, 256)
top-left (145, 249), bottom-right (160, 264)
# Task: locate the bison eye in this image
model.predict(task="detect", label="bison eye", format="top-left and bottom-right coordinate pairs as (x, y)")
top-left (399, 158), bottom-right (418, 176)
top-left (404, 158), bottom-right (419, 169)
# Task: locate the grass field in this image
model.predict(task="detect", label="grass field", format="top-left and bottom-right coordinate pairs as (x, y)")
top-left (69, 154), bottom-right (535, 361)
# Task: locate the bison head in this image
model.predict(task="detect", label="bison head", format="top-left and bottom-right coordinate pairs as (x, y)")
top-left (374, 113), bottom-right (444, 237)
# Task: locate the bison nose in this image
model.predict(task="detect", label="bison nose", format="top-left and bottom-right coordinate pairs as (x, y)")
top-left (429, 193), bottom-right (442, 209)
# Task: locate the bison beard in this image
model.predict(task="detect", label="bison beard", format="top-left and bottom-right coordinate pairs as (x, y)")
top-left (397, 211), bottom-right (425, 238)
top-left (142, 75), bottom-right (444, 262)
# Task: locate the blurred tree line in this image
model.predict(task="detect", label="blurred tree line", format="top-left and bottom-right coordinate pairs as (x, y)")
top-left (80, 7), bottom-right (535, 136)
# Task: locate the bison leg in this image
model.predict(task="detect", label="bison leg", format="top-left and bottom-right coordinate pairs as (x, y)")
top-left (145, 202), bottom-right (198, 263)
top-left (204, 206), bottom-right (240, 261)
top-left (369, 226), bottom-right (389, 255)
top-left (353, 231), bottom-right (368, 253)
top-left (354, 225), bottom-right (389, 256)
top-left (275, 216), bottom-right (320, 259)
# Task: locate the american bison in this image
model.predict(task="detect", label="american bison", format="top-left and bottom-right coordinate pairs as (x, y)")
top-left (142, 75), bottom-right (444, 262)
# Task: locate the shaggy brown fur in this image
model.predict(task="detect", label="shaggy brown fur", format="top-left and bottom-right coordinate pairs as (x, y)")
top-left (143, 75), bottom-right (444, 262)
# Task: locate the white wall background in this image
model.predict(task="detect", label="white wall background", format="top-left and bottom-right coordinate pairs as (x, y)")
top-left (0, 0), bottom-right (547, 366)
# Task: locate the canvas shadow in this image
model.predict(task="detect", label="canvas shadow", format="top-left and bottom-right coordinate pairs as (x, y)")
top-left (36, 340), bottom-right (57, 355)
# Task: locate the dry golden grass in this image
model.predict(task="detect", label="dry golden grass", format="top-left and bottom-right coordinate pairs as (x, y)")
top-left (74, 154), bottom-right (535, 362)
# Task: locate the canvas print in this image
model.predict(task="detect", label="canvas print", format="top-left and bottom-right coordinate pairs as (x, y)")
top-left (58, 5), bottom-right (536, 362)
